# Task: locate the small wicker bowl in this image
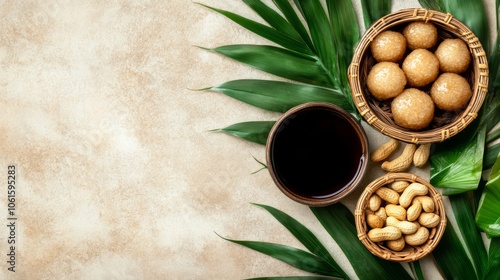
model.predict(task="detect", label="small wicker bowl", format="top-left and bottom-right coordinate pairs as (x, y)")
top-left (348, 8), bottom-right (488, 144)
top-left (354, 173), bottom-right (446, 262)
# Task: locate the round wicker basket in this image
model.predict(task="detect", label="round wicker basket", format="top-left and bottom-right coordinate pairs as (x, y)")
top-left (348, 8), bottom-right (488, 144)
top-left (354, 173), bottom-right (446, 262)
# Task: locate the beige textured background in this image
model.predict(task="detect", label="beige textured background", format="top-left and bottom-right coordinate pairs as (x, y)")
top-left (0, 0), bottom-right (495, 279)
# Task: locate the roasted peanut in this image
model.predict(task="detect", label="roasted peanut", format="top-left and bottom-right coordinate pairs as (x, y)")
top-left (385, 204), bottom-right (406, 221)
top-left (374, 207), bottom-right (387, 222)
top-left (389, 180), bottom-right (409, 193)
top-left (371, 138), bottom-right (399, 162)
top-left (407, 200), bottom-right (422, 222)
top-left (375, 187), bottom-right (400, 204)
top-left (386, 237), bottom-right (406, 251)
top-left (405, 227), bottom-right (430, 246)
top-left (413, 143), bottom-right (431, 167)
top-left (381, 143), bottom-right (417, 172)
top-left (414, 195), bottom-right (435, 213)
top-left (367, 214), bottom-right (384, 228)
top-left (368, 226), bottom-right (402, 242)
top-left (369, 194), bottom-right (382, 212)
top-left (386, 216), bottom-right (418, 234)
top-left (418, 212), bottom-right (440, 228)
top-left (399, 183), bottom-right (428, 208)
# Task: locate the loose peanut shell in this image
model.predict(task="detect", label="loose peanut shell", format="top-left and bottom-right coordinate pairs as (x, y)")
top-left (381, 143), bottom-right (417, 172)
top-left (371, 138), bottom-right (399, 162)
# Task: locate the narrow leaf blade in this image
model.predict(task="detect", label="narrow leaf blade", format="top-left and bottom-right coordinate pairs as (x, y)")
top-left (248, 277), bottom-right (342, 280)
top-left (484, 238), bottom-right (500, 280)
top-left (449, 193), bottom-right (488, 278)
top-left (220, 237), bottom-right (344, 277)
top-left (210, 45), bottom-right (333, 87)
top-left (272, 0), bottom-right (315, 51)
top-left (242, 0), bottom-right (310, 53)
top-left (432, 220), bottom-right (478, 280)
top-left (198, 3), bottom-right (311, 54)
top-left (209, 79), bottom-right (351, 113)
top-left (311, 204), bottom-right (412, 280)
top-left (475, 153), bottom-right (500, 237)
top-left (360, 0), bottom-right (391, 29)
top-left (254, 204), bottom-right (347, 279)
top-left (296, 0), bottom-right (337, 79)
top-left (213, 121), bottom-right (275, 145)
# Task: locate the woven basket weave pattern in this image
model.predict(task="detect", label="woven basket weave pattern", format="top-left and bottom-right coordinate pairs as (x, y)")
top-left (348, 8), bottom-right (488, 144)
top-left (354, 173), bottom-right (446, 262)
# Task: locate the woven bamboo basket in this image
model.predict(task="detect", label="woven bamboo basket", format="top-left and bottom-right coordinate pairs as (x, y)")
top-left (348, 8), bottom-right (488, 144)
top-left (354, 173), bottom-right (446, 262)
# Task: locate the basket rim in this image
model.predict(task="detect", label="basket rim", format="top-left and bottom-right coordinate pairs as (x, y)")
top-left (354, 173), bottom-right (447, 262)
top-left (348, 8), bottom-right (489, 144)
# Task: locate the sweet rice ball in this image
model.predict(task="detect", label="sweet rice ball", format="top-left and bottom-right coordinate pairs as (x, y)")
top-left (435, 39), bottom-right (471, 73)
top-left (403, 21), bottom-right (438, 50)
top-left (367, 62), bottom-right (407, 101)
top-left (370, 30), bottom-right (407, 62)
top-left (392, 88), bottom-right (435, 130)
top-left (402, 49), bottom-right (440, 87)
top-left (430, 73), bottom-right (472, 110)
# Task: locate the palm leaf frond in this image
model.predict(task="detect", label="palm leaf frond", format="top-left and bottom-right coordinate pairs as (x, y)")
top-left (210, 121), bottom-right (275, 145)
top-left (206, 79), bottom-right (352, 114)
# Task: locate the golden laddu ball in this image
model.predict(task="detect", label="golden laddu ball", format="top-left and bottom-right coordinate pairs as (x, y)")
top-left (367, 62), bottom-right (407, 101)
top-left (370, 31), bottom-right (407, 62)
top-left (402, 49), bottom-right (440, 87)
top-left (435, 39), bottom-right (471, 73)
top-left (392, 88), bottom-right (435, 130)
top-left (430, 73), bottom-right (472, 110)
top-left (403, 21), bottom-right (438, 50)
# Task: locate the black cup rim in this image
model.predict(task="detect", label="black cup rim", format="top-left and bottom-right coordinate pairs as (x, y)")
top-left (266, 102), bottom-right (369, 207)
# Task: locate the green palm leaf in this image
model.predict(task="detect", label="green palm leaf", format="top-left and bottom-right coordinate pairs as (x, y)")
top-left (475, 153), bottom-right (500, 237)
top-left (449, 193), bottom-right (488, 278)
top-left (360, 0), bottom-right (391, 29)
top-left (254, 204), bottom-right (348, 279)
top-left (432, 220), bottom-right (478, 280)
top-left (248, 277), bottom-right (342, 280)
top-left (211, 121), bottom-right (275, 145)
top-left (272, 0), bottom-right (315, 51)
top-left (430, 121), bottom-right (485, 195)
top-left (197, 3), bottom-right (311, 54)
top-left (311, 204), bottom-right (412, 280)
top-left (242, 0), bottom-right (309, 50)
top-left (326, 0), bottom-right (359, 110)
top-left (206, 45), bottom-right (334, 87)
top-left (294, 0), bottom-right (337, 81)
top-left (484, 238), bottom-right (500, 280)
top-left (417, 0), bottom-right (442, 12)
top-left (219, 236), bottom-right (345, 277)
top-left (206, 79), bottom-right (352, 114)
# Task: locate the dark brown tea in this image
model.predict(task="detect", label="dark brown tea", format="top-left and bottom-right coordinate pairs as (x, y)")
top-left (269, 107), bottom-right (365, 199)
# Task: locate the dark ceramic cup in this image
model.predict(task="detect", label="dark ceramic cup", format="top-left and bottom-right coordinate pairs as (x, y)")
top-left (266, 102), bottom-right (369, 207)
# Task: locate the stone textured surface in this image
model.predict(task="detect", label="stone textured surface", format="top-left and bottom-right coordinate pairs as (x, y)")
top-left (0, 0), bottom-right (494, 279)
